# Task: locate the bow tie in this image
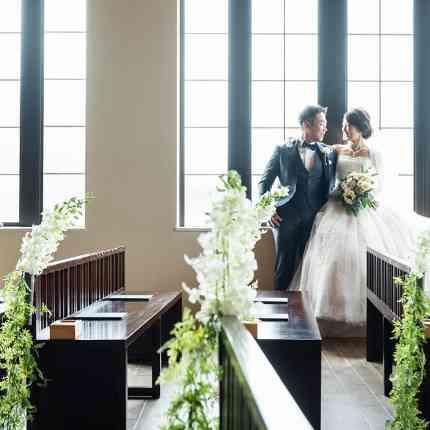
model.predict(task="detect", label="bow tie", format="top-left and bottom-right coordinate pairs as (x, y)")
top-left (302, 141), bottom-right (318, 150)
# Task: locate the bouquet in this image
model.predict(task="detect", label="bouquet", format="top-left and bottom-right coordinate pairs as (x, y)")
top-left (335, 169), bottom-right (377, 215)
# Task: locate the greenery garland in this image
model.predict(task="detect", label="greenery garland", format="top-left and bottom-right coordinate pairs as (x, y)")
top-left (159, 310), bottom-right (219, 430)
top-left (0, 272), bottom-right (43, 429)
top-left (158, 171), bottom-right (287, 430)
top-left (388, 272), bottom-right (430, 430)
top-left (0, 196), bottom-right (88, 430)
top-left (388, 228), bottom-right (430, 430)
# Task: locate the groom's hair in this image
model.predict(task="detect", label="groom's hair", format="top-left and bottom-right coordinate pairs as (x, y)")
top-left (299, 105), bottom-right (327, 127)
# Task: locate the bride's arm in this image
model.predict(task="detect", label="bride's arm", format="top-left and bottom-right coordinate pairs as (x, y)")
top-left (369, 145), bottom-right (384, 197)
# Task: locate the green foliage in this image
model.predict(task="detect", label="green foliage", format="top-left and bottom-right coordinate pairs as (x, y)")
top-left (0, 272), bottom-right (45, 429)
top-left (158, 310), bottom-right (220, 430)
top-left (0, 195), bottom-right (90, 429)
top-left (388, 273), bottom-right (430, 430)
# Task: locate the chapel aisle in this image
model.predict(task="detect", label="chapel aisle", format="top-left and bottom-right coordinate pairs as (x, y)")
top-left (136, 339), bottom-right (393, 429)
top-left (322, 339), bottom-right (393, 430)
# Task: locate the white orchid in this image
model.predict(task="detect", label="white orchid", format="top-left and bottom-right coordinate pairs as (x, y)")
top-left (183, 171), bottom-right (288, 322)
top-left (16, 197), bottom-right (87, 275)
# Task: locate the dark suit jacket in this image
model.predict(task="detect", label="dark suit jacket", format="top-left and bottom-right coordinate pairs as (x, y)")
top-left (258, 138), bottom-right (337, 208)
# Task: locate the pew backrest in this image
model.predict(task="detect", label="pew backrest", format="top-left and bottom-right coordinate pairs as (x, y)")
top-left (33, 246), bottom-right (125, 334)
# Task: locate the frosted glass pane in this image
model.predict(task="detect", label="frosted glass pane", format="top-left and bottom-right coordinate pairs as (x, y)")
top-left (348, 82), bottom-right (379, 127)
top-left (45, 34), bottom-right (86, 79)
top-left (252, 0), bottom-right (283, 34)
top-left (0, 81), bottom-right (20, 127)
top-left (0, 128), bottom-right (19, 174)
top-left (185, 35), bottom-right (227, 80)
top-left (285, 82), bottom-right (317, 127)
top-left (184, 81), bottom-right (227, 127)
top-left (381, 0), bottom-right (413, 34)
top-left (381, 36), bottom-right (412, 81)
top-left (381, 83), bottom-right (413, 128)
top-left (348, 0), bottom-right (379, 34)
top-left (0, 34), bottom-right (20, 79)
top-left (44, 80), bottom-right (86, 126)
top-left (0, 176), bottom-right (18, 222)
top-left (252, 35), bottom-right (283, 81)
top-left (45, 0), bottom-right (86, 32)
top-left (0, 0), bottom-right (21, 33)
top-left (285, 35), bottom-right (317, 80)
top-left (375, 129), bottom-right (413, 176)
top-left (384, 174), bottom-right (413, 213)
top-left (0, 175), bottom-right (19, 222)
top-left (184, 128), bottom-right (227, 174)
top-left (44, 127), bottom-right (85, 174)
top-left (348, 36), bottom-right (379, 81)
top-left (252, 82), bottom-right (284, 127)
top-left (184, 0), bottom-right (227, 33)
top-left (252, 128), bottom-right (287, 174)
top-left (44, 174), bottom-right (85, 226)
top-left (285, 0), bottom-right (318, 34)
top-left (184, 175), bottom-right (219, 227)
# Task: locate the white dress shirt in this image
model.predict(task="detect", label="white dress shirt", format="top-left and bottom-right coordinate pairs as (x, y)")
top-left (297, 140), bottom-right (317, 171)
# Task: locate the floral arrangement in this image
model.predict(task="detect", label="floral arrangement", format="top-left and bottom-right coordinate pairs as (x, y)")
top-left (0, 196), bottom-right (88, 430)
top-left (335, 169), bottom-right (377, 215)
top-left (388, 228), bottom-right (430, 430)
top-left (159, 171), bottom-right (287, 430)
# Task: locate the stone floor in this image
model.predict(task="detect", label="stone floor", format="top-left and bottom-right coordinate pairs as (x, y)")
top-left (128, 338), bottom-right (393, 429)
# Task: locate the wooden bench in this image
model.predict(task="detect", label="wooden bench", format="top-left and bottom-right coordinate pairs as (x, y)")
top-left (254, 290), bottom-right (321, 430)
top-left (220, 316), bottom-right (313, 429)
top-left (25, 247), bottom-right (182, 430)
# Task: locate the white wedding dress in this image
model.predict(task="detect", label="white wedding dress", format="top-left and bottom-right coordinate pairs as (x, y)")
top-left (295, 145), bottom-right (418, 336)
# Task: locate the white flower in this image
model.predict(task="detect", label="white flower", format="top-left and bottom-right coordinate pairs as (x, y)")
top-left (183, 171), bottom-right (287, 322)
top-left (16, 197), bottom-right (86, 275)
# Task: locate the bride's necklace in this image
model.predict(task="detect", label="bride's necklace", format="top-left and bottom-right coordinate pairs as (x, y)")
top-left (350, 140), bottom-right (364, 157)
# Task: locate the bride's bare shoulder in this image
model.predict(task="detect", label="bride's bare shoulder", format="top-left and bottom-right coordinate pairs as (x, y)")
top-left (332, 144), bottom-right (349, 155)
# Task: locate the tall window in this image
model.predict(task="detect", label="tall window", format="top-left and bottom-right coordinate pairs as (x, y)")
top-left (0, 0), bottom-right (86, 226)
top-left (180, 0), bottom-right (318, 227)
top-left (0, 1), bottom-right (21, 222)
top-left (251, 0), bottom-right (318, 202)
top-left (347, 0), bottom-right (413, 210)
top-left (44, 0), bottom-right (86, 223)
top-left (181, 0), bottom-right (228, 227)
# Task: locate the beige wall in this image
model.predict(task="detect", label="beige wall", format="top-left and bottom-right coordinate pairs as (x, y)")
top-left (0, 0), bottom-right (275, 293)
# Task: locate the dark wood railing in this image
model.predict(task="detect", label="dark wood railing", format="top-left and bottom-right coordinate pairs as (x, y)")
top-left (32, 247), bottom-right (125, 335)
top-left (366, 246), bottom-right (413, 320)
top-left (220, 316), bottom-right (313, 430)
top-left (366, 246), bottom-right (429, 406)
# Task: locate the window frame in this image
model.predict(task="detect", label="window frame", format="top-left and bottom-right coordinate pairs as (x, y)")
top-left (2, 0), bottom-right (87, 227)
top-left (179, 0), bottom-right (419, 227)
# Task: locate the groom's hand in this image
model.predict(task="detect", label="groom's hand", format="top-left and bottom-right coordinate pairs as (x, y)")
top-left (270, 212), bottom-right (283, 227)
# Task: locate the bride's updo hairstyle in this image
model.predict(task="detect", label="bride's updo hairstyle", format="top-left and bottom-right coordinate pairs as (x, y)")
top-left (345, 108), bottom-right (373, 139)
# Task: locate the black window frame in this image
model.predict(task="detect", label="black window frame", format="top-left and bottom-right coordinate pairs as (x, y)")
top-left (1, 0), bottom-right (44, 227)
top-left (179, 0), bottom-right (427, 225)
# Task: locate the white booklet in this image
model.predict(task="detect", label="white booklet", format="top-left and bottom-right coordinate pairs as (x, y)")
top-left (256, 313), bottom-right (289, 321)
top-left (66, 312), bottom-right (127, 320)
top-left (253, 297), bottom-right (288, 304)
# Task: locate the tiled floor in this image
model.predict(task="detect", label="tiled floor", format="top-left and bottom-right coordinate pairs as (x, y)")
top-left (130, 338), bottom-right (393, 429)
top-left (322, 339), bottom-right (392, 430)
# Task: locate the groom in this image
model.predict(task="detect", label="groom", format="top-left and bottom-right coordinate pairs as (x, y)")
top-left (259, 105), bottom-right (337, 290)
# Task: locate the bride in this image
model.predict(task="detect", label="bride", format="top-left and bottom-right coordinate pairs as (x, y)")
top-left (295, 108), bottom-right (417, 337)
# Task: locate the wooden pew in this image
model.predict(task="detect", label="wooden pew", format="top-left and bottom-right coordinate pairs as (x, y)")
top-left (32, 246), bottom-right (125, 336)
top-left (220, 316), bottom-right (313, 429)
top-left (23, 247), bottom-right (182, 430)
top-left (366, 247), bottom-right (430, 420)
